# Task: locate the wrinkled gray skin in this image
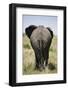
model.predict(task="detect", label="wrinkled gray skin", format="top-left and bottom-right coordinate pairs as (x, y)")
top-left (25, 25), bottom-right (53, 71)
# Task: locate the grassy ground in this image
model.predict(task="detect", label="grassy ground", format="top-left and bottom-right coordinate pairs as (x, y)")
top-left (23, 34), bottom-right (57, 75)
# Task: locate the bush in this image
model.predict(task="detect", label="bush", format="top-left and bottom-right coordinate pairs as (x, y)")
top-left (48, 63), bottom-right (56, 70)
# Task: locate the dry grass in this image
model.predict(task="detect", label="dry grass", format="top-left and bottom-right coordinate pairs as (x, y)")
top-left (23, 34), bottom-right (57, 75)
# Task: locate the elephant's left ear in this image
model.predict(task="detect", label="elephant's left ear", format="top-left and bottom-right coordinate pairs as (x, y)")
top-left (25, 25), bottom-right (37, 38)
top-left (46, 27), bottom-right (53, 38)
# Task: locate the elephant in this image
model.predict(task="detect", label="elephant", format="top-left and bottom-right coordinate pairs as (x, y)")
top-left (25, 25), bottom-right (53, 71)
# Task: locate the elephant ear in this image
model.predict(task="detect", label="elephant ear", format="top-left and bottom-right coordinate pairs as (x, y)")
top-left (46, 27), bottom-right (53, 38)
top-left (25, 25), bottom-right (37, 38)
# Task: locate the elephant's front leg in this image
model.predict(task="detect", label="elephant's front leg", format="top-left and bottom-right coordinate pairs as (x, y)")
top-left (35, 53), bottom-right (39, 69)
top-left (43, 49), bottom-right (49, 67)
top-left (45, 59), bottom-right (48, 66)
top-left (45, 53), bottom-right (49, 67)
top-left (40, 56), bottom-right (45, 69)
top-left (35, 49), bottom-right (43, 71)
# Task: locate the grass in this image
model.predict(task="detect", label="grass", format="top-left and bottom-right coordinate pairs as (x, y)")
top-left (23, 34), bottom-right (57, 75)
top-left (24, 44), bottom-right (31, 49)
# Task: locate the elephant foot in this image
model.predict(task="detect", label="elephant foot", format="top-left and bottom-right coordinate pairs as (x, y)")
top-left (39, 67), bottom-right (43, 71)
top-left (43, 66), bottom-right (45, 69)
top-left (35, 64), bottom-right (45, 71)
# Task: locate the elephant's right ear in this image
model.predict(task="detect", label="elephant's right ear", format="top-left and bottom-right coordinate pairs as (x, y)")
top-left (46, 27), bottom-right (53, 38)
top-left (25, 25), bottom-right (37, 38)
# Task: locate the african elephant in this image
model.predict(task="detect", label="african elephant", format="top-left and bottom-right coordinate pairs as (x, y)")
top-left (25, 25), bottom-right (53, 71)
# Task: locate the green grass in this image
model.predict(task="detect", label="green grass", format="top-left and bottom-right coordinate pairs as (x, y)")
top-left (24, 44), bottom-right (31, 49)
top-left (23, 34), bottom-right (57, 75)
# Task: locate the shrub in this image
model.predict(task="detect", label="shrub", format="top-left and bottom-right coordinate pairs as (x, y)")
top-left (48, 63), bottom-right (56, 70)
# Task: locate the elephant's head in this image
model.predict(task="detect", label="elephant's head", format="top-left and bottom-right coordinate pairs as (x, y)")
top-left (25, 25), bottom-right (37, 38)
top-left (25, 25), bottom-right (53, 39)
